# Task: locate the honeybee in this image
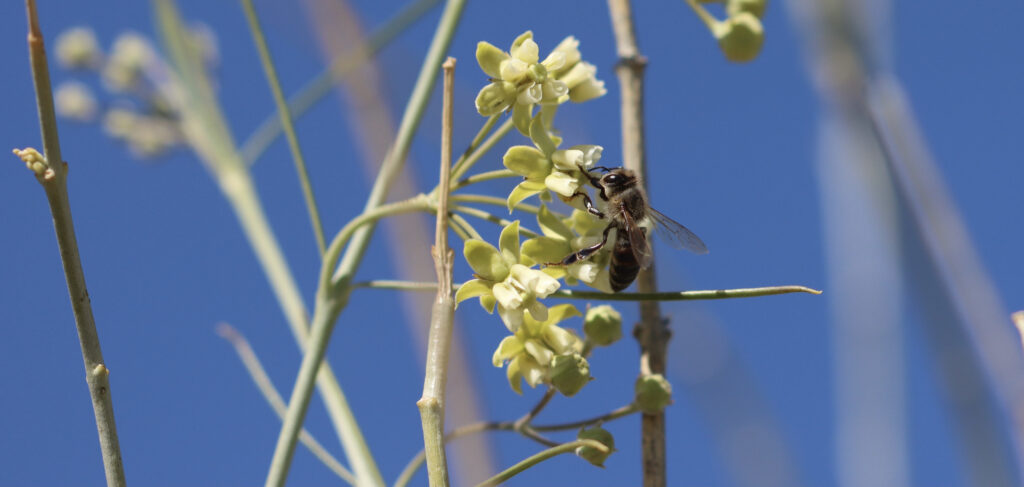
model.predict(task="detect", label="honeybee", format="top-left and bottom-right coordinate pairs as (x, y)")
top-left (559, 166), bottom-right (708, 292)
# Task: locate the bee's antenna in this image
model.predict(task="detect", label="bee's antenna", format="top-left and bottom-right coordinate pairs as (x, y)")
top-left (591, 166), bottom-right (613, 173)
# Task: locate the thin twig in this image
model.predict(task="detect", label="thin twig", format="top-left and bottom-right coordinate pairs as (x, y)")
top-left (353, 280), bottom-right (821, 300)
top-left (417, 56), bottom-right (458, 487)
top-left (241, 0), bottom-right (327, 255)
top-left (215, 323), bottom-right (357, 485)
top-left (450, 193), bottom-right (543, 215)
top-left (450, 205), bottom-right (541, 238)
top-left (20, 3), bottom-right (126, 486)
top-left (450, 168), bottom-right (518, 192)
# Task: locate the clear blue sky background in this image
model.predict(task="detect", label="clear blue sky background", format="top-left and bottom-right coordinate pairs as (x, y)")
top-left (2, 0), bottom-right (1022, 486)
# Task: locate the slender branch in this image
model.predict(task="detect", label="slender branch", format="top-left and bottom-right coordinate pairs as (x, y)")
top-left (533, 404), bottom-right (640, 431)
top-left (20, 3), bottom-right (125, 486)
top-left (451, 169), bottom-right (518, 192)
top-left (417, 57), bottom-right (457, 487)
top-left (515, 388), bottom-right (556, 429)
top-left (449, 114), bottom-right (499, 177)
top-left (450, 205), bottom-right (541, 238)
top-left (353, 280), bottom-right (821, 299)
top-left (240, 0), bottom-right (442, 164)
top-left (447, 118), bottom-right (515, 183)
top-left (450, 193), bottom-right (542, 215)
top-left (241, 0), bottom-right (327, 255)
top-left (475, 439), bottom-right (610, 487)
top-left (216, 323), bottom-right (356, 485)
top-left (264, 1), bottom-right (468, 485)
top-left (448, 212), bottom-right (483, 241)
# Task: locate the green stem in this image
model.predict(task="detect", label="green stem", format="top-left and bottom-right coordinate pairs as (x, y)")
top-left (216, 323), bottom-right (357, 485)
top-left (449, 114), bottom-right (499, 177)
top-left (353, 280), bottom-right (822, 300)
top-left (450, 193), bottom-right (542, 215)
top-left (451, 169), bottom-right (518, 192)
top-left (448, 117), bottom-right (515, 182)
top-left (240, 0), bottom-right (442, 164)
top-left (448, 212), bottom-right (483, 241)
top-left (532, 404), bottom-right (639, 431)
top-left (241, 0), bottom-right (326, 255)
top-left (450, 205), bottom-right (541, 238)
top-left (475, 440), bottom-right (610, 487)
top-left (265, 1), bottom-right (468, 485)
top-left (22, 3), bottom-right (126, 486)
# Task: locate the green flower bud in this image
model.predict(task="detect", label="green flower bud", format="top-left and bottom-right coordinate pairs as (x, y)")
top-left (584, 305), bottom-right (622, 346)
top-left (715, 12), bottom-right (764, 63)
top-left (463, 240), bottom-right (509, 281)
top-left (550, 353), bottom-right (590, 397)
top-left (576, 426), bottom-right (615, 466)
top-left (727, 0), bottom-right (767, 18)
top-left (635, 374), bottom-right (673, 414)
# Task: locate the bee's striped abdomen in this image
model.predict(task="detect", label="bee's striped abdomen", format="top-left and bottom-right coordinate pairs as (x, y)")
top-left (609, 234), bottom-right (640, 292)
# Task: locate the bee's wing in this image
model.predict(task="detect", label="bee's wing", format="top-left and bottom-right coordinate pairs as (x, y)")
top-left (649, 208), bottom-right (709, 254)
top-left (620, 207), bottom-right (653, 269)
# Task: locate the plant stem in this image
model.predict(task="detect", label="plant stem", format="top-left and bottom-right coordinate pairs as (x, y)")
top-left (241, 0), bottom-right (326, 255)
top-left (264, 1), bottom-right (468, 484)
top-left (448, 118), bottom-right (515, 182)
top-left (450, 205), bottom-right (541, 238)
top-left (451, 169), bottom-right (518, 192)
top-left (606, 0), bottom-right (669, 483)
top-left (532, 404), bottom-right (640, 431)
top-left (449, 114), bottom-right (499, 177)
top-left (240, 0), bottom-right (441, 164)
top-left (216, 323), bottom-right (356, 485)
top-left (353, 280), bottom-right (821, 299)
top-left (22, 3), bottom-right (126, 487)
top-left (475, 439), bottom-right (610, 487)
top-left (418, 57), bottom-right (457, 487)
top-left (450, 193), bottom-right (542, 215)
top-left (448, 212), bottom-right (484, 241)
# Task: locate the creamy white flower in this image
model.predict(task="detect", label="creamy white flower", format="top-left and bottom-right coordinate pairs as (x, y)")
top-left (544, 171), bottom-right (580, 197)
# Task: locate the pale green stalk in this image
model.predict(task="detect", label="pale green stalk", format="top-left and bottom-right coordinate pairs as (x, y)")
top-left (475, 440), bottom-right (610, 487)
top-left (354, 280), bottom-right (821, 300)
top-left (240, 0), bottom-right (441, 164)
top-left (417, 57), bottom-right (457, 487)
top-left (451, 169), bottom-right (518, 191)
top-left (21, 2), bottom-right (126, 486)
top-left (450, 194), bottom-right (542, 215)
top-left (153, 1), bottom-right (379, 483)
top-left (449, 212), bottom-right (483, 241)
top-left (450, 205), bottom-right (542, 238)
top-left (449, 114), bottom-right (499, 176)
top-left (447, 118), bottom-right (515, 183)
top-left (240, 0), bottom-right (326, 255)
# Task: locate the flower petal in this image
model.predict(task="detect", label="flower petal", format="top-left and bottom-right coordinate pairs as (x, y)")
top-left (529, 115), bottom-right (558, 156)
top-left (569, 75), bottom-right (607, 103)
top-left (517, 83), bottom-right (542, 105)
top-left (507, 180), bottom-right (546, 211)
top-left (492, 282), bottom-right (524, 310)
top-left (543, 324), bottom-right (579, 355)
top-left (526, 299), bottom-right (549, 322)
top-left (506, 357), bottom-right (524, 395)
top-left (463, 239), bottom-right (509, 281)
top-left (541, 79), bottom-right (568, 102)
top-left (500, 58), bottom-right (530, 82)
top-left (480, 294), bottom-right (497, 314)
top-left (476, 41), bottom-right (507, 79)
top-left (540, 50), bottom-right (566, 73)
top-left (475, 82), bottom-right (512, 116)
top-left (492, 336), bottom-right (524, 367)
top-left (524, 339), bottom-right (554, 367)
top-left (454, 279), bottom-right (492, 305)
top-left (549, 36), bottom-right (581, 76)
top-left (551, 149), bottom-right (583, 172)
top-left (499, 221), bottom-right (521, 265)
top-left (512, 102), bottom-right (534, 136)
top-left (545, 171), bottom-right (580, 197)
top-left (502, 145), bottom-right (550, 179)
top-left (538, 204), bottom-right (575, 240)
top-left (521, 236), bottom-right (571, 264)
top-left (529, 268), bottom-right (561, 297)
top-left (511, 37), bottom-right (539, 64)
top-left (497, 303), bottom-right (525, 332)
top-left (546, 303), bottom-right (582, 325)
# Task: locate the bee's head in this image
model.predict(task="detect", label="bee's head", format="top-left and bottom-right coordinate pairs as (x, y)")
top-left (599, 168), bottom-right (637, 191)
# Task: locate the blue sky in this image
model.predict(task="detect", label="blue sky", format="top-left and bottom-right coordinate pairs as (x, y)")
top-left (2, 0), bottom-right (1023, 486)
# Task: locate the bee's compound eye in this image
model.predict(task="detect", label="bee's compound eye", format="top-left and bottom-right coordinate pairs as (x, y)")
top-left (605, 174), bottom-right (620, 183)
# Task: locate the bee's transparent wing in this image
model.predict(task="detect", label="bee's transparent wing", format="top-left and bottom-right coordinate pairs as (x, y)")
top-left (649, 208), bottom-right (709, 254)
top-left (621, 209), bottom-right (653, 269)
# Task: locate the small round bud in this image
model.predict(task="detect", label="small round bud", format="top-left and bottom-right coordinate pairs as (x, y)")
top-left (727, 0), bottom-right (767, 18)
top-left (576, 426), bottom-right (615, 466)
top-left (550, 353), bottom-right (590, 397)
top-left (55, 27), bottom-right (101, 69)
top-left (54, 81), bottom-right (98, 122)
top-left (715, 12), bottom-right (764, 63)
top-left (635, 374), bottom-right (673, 414)
top-left (584, 305), bottom-right (622, 346)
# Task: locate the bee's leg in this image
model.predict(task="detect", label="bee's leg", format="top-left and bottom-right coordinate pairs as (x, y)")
top-left (570, 191), bottom-right (605, 219)
top-left (577, 163), bottom-right (608, 201)
top-left (559, 225), bottom-right (613, 265)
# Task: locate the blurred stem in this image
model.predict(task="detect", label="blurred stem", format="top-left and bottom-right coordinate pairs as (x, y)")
top-left (475, 440), bottom-right (610, 487)
top-left (154, 1), bottom-right (381, 485)
top-left (240, 0), bottom-right (442, 164)
top-left (417, 57), bottom-right (457, 487)
top-left (448, 212), bottom-right (483, 241)
top-left (241, 0), bottom-right (326, 255)
top-left (264, 0), bottom-right (468, 485)
top-left (216, 323), bottom-right (356, 485)
top-left (21, 3), bottom-right (126, 486)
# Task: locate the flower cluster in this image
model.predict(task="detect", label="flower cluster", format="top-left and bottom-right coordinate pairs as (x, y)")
top-left (521, 205), bottom-right (613, 292)
top-left (490, 303), bottom-right (588, 395)
top-left (503, 117), bottom-right (605, 210)
top-left (475, 31), bottom-right (606, 135)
